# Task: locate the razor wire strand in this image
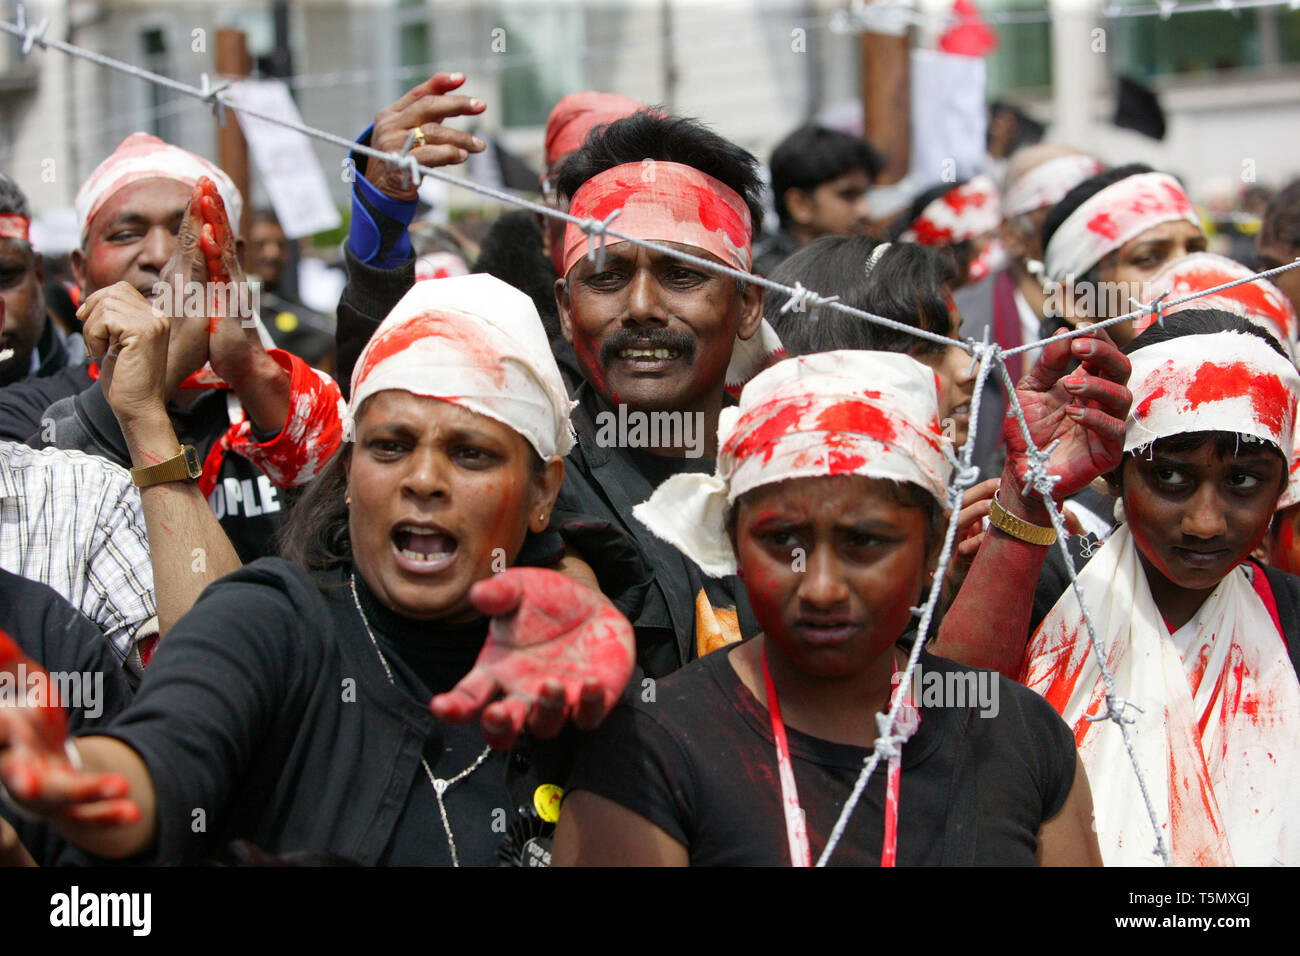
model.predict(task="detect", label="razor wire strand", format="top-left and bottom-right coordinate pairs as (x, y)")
top-left (11, 8), bottom-right (1299, 866)
top-left (5, 9), bottom-right (1298, 362)
top-left (816, 335), bottom-right (997, 866)
top-left (996, 357), bottom-right (1173, 865)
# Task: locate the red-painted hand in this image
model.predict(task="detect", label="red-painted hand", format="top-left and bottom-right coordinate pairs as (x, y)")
top-left (0, 631), bottom-right (139, 827)
top-left (1003, 329), bottom-right (1131, 503)
top-left (194, 178), bottom-right (264, 388)
top-left (431, 568), bottom-right (635, 751)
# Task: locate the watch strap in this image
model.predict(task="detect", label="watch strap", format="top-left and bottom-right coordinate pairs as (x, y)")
top-left (988, 492), bottom-right (1057, 546)
top-left (131, 445), bottom-right (202, 488)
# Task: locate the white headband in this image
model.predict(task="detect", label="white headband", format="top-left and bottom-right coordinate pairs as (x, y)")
top-left (75, 132), bottom-right (244, 241)
top-left (1002, 154), bottom-right (1103, 220)
top-left (1044, 172), bottom-right (1199, 282)
top-left (633, 350), bottom-right (951, 577)
top-left (349, 274), bottom-right (575, 461)
top-left (1126, 330), bottom-right (1299, 459)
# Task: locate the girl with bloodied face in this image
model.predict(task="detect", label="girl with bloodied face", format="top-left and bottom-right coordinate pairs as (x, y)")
top-left (1018, 310), bottom-right (1300, 866)
top-left (0, 275), bottom-right (634, 866)
top-left (552, 351), bottom-right (1103, 866)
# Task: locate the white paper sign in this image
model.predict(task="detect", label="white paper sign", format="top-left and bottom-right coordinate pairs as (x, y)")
top-left (909, 49), bottom-right (988, 186)
top-left (225, 79), bottom-right (342, 239)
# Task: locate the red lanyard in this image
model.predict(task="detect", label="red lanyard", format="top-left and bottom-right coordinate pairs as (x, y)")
top-left (762, 646), bottom-right (915, 867)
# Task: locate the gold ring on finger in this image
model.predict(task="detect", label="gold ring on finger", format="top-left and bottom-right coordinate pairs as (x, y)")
top-left (410, 126), bottom-right (427, 148)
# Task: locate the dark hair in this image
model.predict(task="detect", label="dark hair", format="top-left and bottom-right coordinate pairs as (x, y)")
top-left (767, 237), bottom-right (955, 358)
top-left (555, 111), bottom-right (765, 235)
top-left (250, 208), bottom-right (280, 228)
top-left (473, 209), bottom-right (560, 334)
top-left (768, 125), bottom-right (883, 231)
top-left (278, 447), bottom-right (352, 570)
top-left (1041, 163), bottom-right (1151, 259)
top-left (0, 172), bottom-right (31, 220)
top-left (1117, 308), bottom-right (1290, 474)
top-left (1123, 307), bottom-right (1289, 359)
top-left (1260, 178), bottom-right (1300, 250)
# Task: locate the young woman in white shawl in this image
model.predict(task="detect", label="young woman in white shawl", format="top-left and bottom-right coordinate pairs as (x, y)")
top-left (935, 308), bottom-right (1300, 866)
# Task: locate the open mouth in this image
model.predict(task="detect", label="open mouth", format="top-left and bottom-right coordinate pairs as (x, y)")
top-left (618, 347), bottom-right (682, 360)
top-left (391, 524), bottom-right (458, 571)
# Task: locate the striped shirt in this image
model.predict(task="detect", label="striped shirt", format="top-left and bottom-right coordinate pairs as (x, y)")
top-left (0, 442), bottom-right (157, 674)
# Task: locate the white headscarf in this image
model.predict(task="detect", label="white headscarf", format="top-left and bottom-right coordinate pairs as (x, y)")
top-left (633, 350), bottom-right (950, 577)
top-left (349, 274), bottom-right (575, 461)
top-left (1043, 171), bottom-right (1200, 283)
top-left (75, 132), bottom-right (244, 241)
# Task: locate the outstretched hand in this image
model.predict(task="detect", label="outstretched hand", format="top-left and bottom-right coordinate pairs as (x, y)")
top-left (431, 568), bottom-right (635, 751)
top-left (1002, 328), bottom-right (1131, 508)
top-left (366, 73), bottom-right (488, 202)
top-left (0, 632), bottom-right (139, 827)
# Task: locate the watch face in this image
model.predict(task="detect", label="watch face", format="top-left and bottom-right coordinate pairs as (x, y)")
top-left (182, 445), bottom-right (202, 478)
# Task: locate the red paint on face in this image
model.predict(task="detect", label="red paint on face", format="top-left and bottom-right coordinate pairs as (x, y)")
top-left (733, 475), bottom-right (931, 680)
top-left (347, 392), bottom-right (541, 622)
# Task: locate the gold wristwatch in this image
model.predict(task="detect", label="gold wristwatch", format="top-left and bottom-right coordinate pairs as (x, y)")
top-left (988, 493), bottom-right (1057, 546)
top-left (131, 444), bottom-right (202, 488)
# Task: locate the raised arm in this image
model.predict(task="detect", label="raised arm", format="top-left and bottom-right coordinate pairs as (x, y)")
top-left (930, 331), bottom-right (1130, 675)
top-left (78, 280), bottom-right (241, 637)
top-left (338, 73), bottom-right (487, 390)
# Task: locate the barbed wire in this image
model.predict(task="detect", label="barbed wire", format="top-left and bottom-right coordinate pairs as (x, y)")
top-left (833, 0), bottom-right (1300, 33)
top-left (8, 3), bottom-right (1298, 866)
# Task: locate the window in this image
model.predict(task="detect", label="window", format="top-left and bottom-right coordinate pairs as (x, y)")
top-left (982, 1), bottom-right (1052, 98)
top-left (495, 0), bottom-right (586, 129)
top-left (140, 27), bottom-right (177, 143)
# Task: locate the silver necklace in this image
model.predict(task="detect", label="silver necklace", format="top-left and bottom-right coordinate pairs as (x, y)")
top-left (350, 574), bottom-right (492, 867)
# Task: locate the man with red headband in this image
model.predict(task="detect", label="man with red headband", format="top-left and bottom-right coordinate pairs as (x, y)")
top-left (335, 82), bottom-right (782, 677)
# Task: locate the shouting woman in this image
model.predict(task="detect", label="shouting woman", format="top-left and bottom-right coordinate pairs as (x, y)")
top-left (0, 274), bottom-right (633, 866)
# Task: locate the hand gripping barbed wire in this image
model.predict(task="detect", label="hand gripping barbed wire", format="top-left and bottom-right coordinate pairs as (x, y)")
top-left (10, 8), bottom-right (1300, 867)
top-left (996, 359), bottom-right (1173, 865)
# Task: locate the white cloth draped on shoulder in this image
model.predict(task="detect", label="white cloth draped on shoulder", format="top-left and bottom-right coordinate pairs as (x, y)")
top-left (1022, 523), bottom-right (1300, 866)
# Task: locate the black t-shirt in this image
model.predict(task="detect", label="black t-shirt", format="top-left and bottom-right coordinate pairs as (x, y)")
top-left (100, 530), bottom-right (566, 866)
top-left (0, 568), bottom-right (133, 866)
top-left (567, 644), bottom-right (1077, 865)
top-left (555, 385), bottom-right (760, 679)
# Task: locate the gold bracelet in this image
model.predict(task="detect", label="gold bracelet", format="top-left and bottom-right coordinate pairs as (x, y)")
top-left (988, 492), bottom-right (1057, 546)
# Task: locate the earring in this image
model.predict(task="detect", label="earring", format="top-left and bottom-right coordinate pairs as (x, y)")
top-left (345, 493), bottom-right (352, 507)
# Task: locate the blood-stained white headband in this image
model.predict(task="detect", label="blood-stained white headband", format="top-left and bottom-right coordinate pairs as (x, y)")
top-left (350, 274), bottom-right (575, 461)
top-left (1139, 252), bottom-right (1298, 361)
top-left (75, 132), bottom-right (243, 242)
top-left (1044, 172), bottom-right (1200, 282)
top-left (1126, 330), bottom-right (1299, 460)
top-left (1002, 154), bottom-right (1102, 220)
top-left (633, 350), bottom-right (951, 577)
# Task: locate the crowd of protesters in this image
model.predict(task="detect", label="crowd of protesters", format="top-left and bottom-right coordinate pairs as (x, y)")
top-left (0, 62), bottom-right (1297, 869)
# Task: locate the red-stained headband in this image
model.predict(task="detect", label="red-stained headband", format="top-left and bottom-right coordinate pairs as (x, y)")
top-left (562, 162), bottom-right (752, 277)
top-left (0, 214), bottom-right (31, 243)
